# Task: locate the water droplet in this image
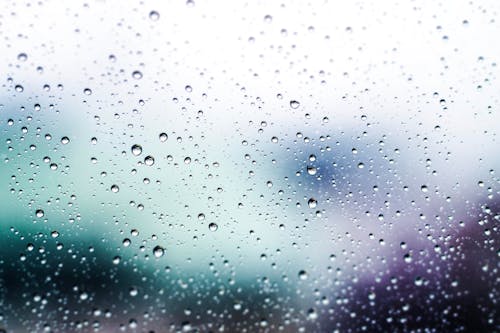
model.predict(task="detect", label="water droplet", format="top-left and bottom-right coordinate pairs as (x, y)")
top-left (290, 100), bottom-right (300, 109)
top-left (159, 132), bottom-right (168, 142)
top-left (17, 53), bottom-right (27, 62)
top-left (184, 157), bottom-right (191, 164)
top-left (263, 15), bottom-right (273, 23)
top-left (153, 245), bottom-right (165, 258)
top-left (185, 85), bottom-right (192, 92)
top-left (111, 184), bottom-right (120, 193)
top-left (198, 213), bottom-right (205, 220)
top-left (308, 198), bottom-right (317, 208)
top-left (36, 209), bottom-right (44, 218)
top-left (132, 70), bottom-right (143, 80)
top-left (61, 136), bottom-right (70, 145)
top-left (307, 308), bottom-right (318, 320)
top-left (298, 270), bottom-right (308, 280)
top-left (144, 155), bottom-right (155, 166)
top-left (307, 166), bottom-right (317, 175)
top-left (131, 144), bottom-right (143, 156)
top-left (149, 10), bottom-right (160, 21)
top-left (209, 223), bottom-right (218, 231)
top-left (83, 88), bottom-right (92, 95)
top-left (15, 85), bottom-right (24, 92)
top-left (129, 287), bottom-right (138, 297)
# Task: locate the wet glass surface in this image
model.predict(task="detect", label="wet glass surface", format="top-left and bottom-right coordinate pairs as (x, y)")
top-left (0, 1), bottom-right (498, 332)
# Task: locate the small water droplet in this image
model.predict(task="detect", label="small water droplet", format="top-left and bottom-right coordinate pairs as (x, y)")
top-left (307, 308), bottom-right (318, 320)
top-left (61, 136), bottom-right (70, 145)
top-left (153, 245), bottom-right (165, 258)
top-left (17, 53), bottom-right (28, 62)
top-left (83, 88), bottom-right (92, 95)
top-left (144, 155), bottom-right (155, 166)
top-left (298, 270), bottom-right (308, 280)
top-left (131, 144), bottom-right (143, 156)
top-left (307, 166), bottom-right (317, 175)
top-left (149, 10), bottom-right (160, 21)
top-left (308, 198), bottom-right (317, 208)
top-left (159, 132), bottom-right (168, 142)
top-left (129, 287), bottom-right (138, 297)
top-left (132, 70), bottom-right (143, 80)
top-left (123, 238), bottom-right (131, 247)
top-left (111, 184), bottom-right (120, 193)
top-left (290, 100), bottom-right (300, 109)
top-left (36, 209), bottom-right (44, 218)
top-left (208, 222), bottom-right (218, 231)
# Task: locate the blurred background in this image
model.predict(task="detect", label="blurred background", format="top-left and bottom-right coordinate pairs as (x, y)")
top-left (0, 0), bottom-right (498, 332)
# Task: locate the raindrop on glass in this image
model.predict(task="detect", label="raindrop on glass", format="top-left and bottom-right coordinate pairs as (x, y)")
top-left (149, 10), bottom-right (160, 21)
top-left (290, 100), bottom-right (300, 109)
top-left (131, 144), bottom-right (143, 156)
top-left (144, 155), bottom-right (155, 166)
top-left (153, 245), bottom-right (165, 258)
top-left (132, 70), bottom-right (143, 80)
top-left (159, 132), bottom-right (168, 142)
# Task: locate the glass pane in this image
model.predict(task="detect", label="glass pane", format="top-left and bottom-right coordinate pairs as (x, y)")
top-left (0, 0), bottom-right (498, 332)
